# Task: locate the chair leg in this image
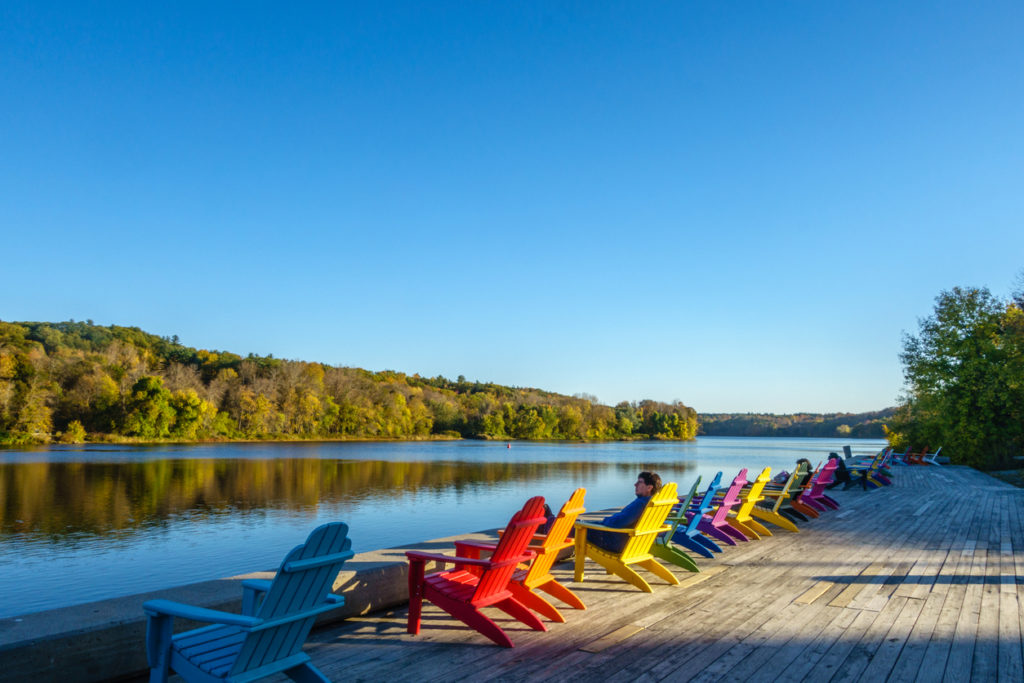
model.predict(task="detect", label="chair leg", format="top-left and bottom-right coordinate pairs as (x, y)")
top-left (653, 541), bottom-right (700, 572)
top-left (145, 614), bottom-right (172, 683)
top-left (739, 517), bottom-right (772, 537)
top-left (494, 596), bottom-right (548, 632)
top-left (587, 548), bottom-right (654, 592)
top-left (692, 533), bottom-right (723, 554)
top-left (675, 534), bottom-right (715, 559)
top-left (749, 509), bottom-right (799, 533)
top-left (725, 518), bottom-right (760, 540)
top-left (508, 583), bottom-right (564, 623)
top-left (407, 560), bottom-right (425, 635)
top-left (428, 589), bottom-right (516, 647)
top-left (537, 578), bottom-right (586, 611)
top-left (285, 662), bottom-right (331, 683)
top-left (637, 558), bottom-right (681, 586)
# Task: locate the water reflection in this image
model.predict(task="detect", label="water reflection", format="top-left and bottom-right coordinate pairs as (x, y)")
top-left (0, 437), bottom-right (884, 617)
top-left (0, 457), bottom-right (694, 539)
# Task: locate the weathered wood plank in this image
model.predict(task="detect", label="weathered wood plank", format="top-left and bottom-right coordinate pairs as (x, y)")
top-left (276, 466), bottom-right (1024, 683)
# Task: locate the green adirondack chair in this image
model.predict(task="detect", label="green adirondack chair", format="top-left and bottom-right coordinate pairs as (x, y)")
top-left (143, 522), bottom-right (353, 683)
top-left (651, 478), bottom-right (701, 572)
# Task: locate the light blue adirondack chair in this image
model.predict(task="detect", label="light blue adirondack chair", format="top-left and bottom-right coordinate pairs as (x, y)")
top-left (143, 522), bottom-right (353, 683)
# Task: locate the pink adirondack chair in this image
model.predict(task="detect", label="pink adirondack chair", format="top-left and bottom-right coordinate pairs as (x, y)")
top-left (696, 469), bottom-right (751, 545)
top-left (406, 496), bottom-right (548, 647)
top-left (793, 459), bottom-right (840, 513)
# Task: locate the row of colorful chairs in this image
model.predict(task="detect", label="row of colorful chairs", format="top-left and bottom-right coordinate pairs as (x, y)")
top-left (409, 453), bottom-right (895, 648)
top-left (140, 454), bottom-right (896, 680)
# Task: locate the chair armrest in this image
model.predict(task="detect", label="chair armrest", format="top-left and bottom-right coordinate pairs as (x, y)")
top-left (406, 549), bottom-right (534, 568)
top-left (242, 578), bottom-right (273, 594)
top-left (454, 540), bottom-right (499, 553)
top-left (241, 579), bottom-right (273, 616)
top-left (143, 599), bottom-right (262, 628)
top-left (574, 521), bottom-right (636, 536)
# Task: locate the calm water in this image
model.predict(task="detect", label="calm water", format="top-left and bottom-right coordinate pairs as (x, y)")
top-left (0, 436), bottom-right (885, 618)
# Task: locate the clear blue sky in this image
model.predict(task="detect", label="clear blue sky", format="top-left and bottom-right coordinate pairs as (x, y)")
top-left (3, 2), bottom-right (1022, 413)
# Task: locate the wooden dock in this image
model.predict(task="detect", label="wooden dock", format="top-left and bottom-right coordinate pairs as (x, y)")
top-left (270, 465), bottom-right (1023, 681)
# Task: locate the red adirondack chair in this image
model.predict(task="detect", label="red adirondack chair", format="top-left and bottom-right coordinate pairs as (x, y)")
top-left (406, 496), bottom-right (548, 647)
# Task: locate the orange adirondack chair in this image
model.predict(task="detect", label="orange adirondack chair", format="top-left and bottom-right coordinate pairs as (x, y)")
top-left (907, 447), bottom-right (929, 465)
top-left (460, 488), bottom-right (588, 623)
top-left (406, 496), bottom-right (548, 647)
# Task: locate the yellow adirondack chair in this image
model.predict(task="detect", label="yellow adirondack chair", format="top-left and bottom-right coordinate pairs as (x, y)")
top-left (573, 482), bottom-right (680, 593)
top-left (728, 466), bottom-right (773, 539)
top-left (748, 465), bottom-right (806, 533)
top-left (465, 488), bottom-right (588, 623)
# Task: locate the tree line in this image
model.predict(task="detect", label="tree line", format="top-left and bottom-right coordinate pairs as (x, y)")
top-left (0, 320), bottom-right (698, 445)
top-left (698, 409), bottom-right (894, 439)
top-left (887, 282), bottom-right (1024, 470)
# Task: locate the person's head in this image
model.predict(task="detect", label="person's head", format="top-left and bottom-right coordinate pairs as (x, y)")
top-left (828, 452), bottom-right (840, 461)
top-left (635, 471), bottom-right (662, 497)
top-left (795, 458), bottom-right (812, 470)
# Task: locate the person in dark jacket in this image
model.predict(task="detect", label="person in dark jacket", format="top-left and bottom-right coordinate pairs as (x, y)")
top-left (587, 471), bottom-right (663, 553)
top-left (826, 452), bottom-right (865, 490)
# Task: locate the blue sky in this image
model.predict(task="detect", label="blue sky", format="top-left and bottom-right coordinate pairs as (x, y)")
top-left (3, 2), bottom-right (1022, 413)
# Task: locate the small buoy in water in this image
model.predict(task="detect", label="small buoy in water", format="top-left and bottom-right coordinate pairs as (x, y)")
top-left (507, 443), bottom-right (511, 449)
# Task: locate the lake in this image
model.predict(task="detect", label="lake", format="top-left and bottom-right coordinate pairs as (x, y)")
top-left (0, 436), bottom-right (885, 618)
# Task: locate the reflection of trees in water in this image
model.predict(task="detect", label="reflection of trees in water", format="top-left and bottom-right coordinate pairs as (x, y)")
top-left (0, 459), bottom-right (695, 538)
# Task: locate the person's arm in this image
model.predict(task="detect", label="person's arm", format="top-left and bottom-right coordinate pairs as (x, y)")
top-left (600, 496), bottom-right (648, 528)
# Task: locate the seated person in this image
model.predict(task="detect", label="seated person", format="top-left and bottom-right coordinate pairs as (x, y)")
top-left (586, 471), bottom-right (662, 553)
top-left (825, 452), bottom-right (853, 489)
top-left (794, 458), bottom-right (814, 487)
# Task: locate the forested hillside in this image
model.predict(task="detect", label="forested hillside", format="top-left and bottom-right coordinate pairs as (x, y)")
top-left (698, 409), bottom-right (894, 438)
top-left (0, 320), bottom-right (697, 445)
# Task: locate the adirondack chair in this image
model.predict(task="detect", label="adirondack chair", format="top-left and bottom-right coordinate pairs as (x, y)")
top-left (458, 488), bottom-right (588, 623)
top-left (788, 461), bottom-right (828, 518)
top-left (650, 478), bottom-right (701, 573)
top-left (792, 459), bottom-right (840, 514)
top-left (670, 472), bottom-right (724, 559)
top-left (749, 468), bottom-right (802, 533)
top-left (847, 450), bottom-right (892, 489)
top-left (574, 482), bottom-right (680, 592)
top-left (143, 522), bottom-right (353, 683)
top-left (907, 447), bottom-right (929, 465)
top-left (844, 445), bottom-right (893, 480)
top-left (697, 469), bottom-right (751, 544)
top-left (922, 446), bottom-right (943, 466)
top-left (727, 467), bottom-right (773, 539)
top-left (888, 447), bottom-right (910, 465)
top-left (406, 496), bottom-right (548, 647)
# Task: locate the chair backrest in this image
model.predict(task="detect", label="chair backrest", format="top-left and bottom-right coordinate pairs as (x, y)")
top-left (686, 472), bottom-right (722, 534)
top-left (473, 496), bottom-right (547, 604)
top-left (620, 482), bottom-right (678, 562)
top-left (766, 468), bottom-right (801, 513)
top-left (524, 488), bottom-right (586, 583)
top-left (805, 459), bottom-right (838, 496)
top-left (711, 469), bottom-right (748, 524)
top-left (231, 522), bottom-right (353, 676)
top-left (664, 478), bottom-right (700, 538)
top-left (734, 467), bottom-right (771, 522)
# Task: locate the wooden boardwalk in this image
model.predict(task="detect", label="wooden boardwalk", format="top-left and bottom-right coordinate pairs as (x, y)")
top-left (273, 466), bottom-right (1022, 681)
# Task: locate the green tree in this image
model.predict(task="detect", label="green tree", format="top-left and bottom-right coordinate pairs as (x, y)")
top-left (889, 286), bottom-right (1024, 469)
top-left (122, 376), bottom-right (175, 438)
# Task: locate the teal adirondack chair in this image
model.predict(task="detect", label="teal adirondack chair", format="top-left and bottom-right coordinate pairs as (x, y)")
top-left (143, 522), bottom-right (353, 683)
top-left (651, 477), bottom-right (701, 572)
